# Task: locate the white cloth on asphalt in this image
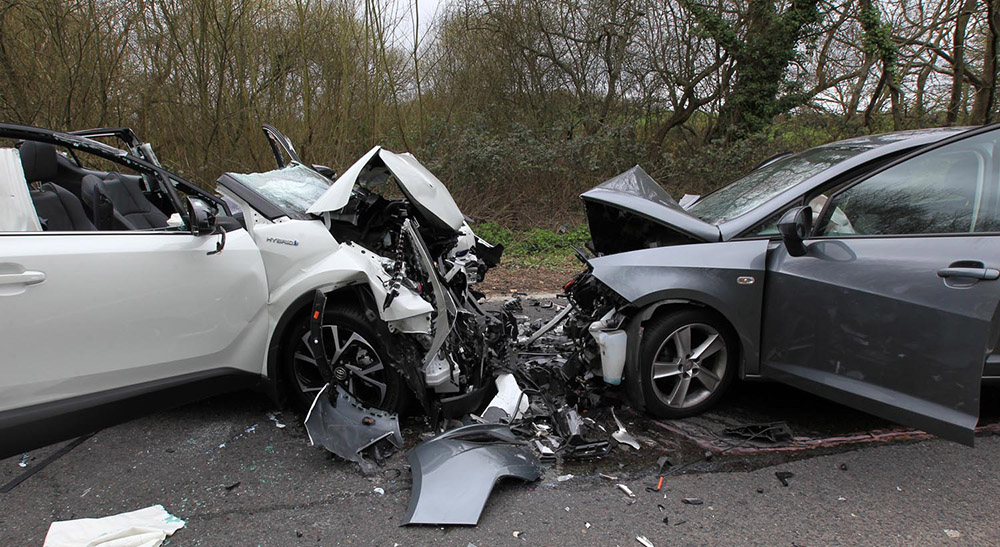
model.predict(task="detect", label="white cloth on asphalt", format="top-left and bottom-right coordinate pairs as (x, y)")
top-left (43, 504), bottom-right (185, 547)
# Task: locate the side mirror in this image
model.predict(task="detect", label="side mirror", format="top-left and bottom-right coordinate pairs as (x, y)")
top-left (187, 197), bottom-right (217, 236)
top-left (311, 164), bottom-right (337, 180)
top-left (777, 206), bottom-right (812, 257)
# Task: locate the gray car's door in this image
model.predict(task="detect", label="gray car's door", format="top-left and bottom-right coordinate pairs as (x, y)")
top-left (761, 127), bottom-right (1000, 446)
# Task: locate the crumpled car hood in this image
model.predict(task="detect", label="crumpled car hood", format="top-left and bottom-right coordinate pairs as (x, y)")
top-left (581, 166), bottom-right (721, 254)
top-left (307, 146), bottom-right (464, 232)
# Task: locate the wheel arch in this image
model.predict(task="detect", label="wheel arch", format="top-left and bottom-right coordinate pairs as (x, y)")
top-left (263, 284), bottom-right (377, 405)
top-left (622, 293), bottom-right (752, 413)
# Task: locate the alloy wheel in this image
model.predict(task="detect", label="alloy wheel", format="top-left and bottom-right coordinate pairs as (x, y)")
top-left (649, 322), bottom-right (728, 409)
top-left (293, 324), bottom-right (389, 408)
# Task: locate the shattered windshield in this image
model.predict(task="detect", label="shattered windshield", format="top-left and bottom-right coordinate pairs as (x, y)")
top-left (686, 145), bottom-right (870, 224)
top-left (229, 163), bottom-right (331, 215)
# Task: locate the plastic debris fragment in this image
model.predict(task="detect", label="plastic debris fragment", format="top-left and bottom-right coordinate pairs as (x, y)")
top-left (618, 484), bottom-right (636, 498)
top-left (611, 408), bottom-right (640, 450)
top-left (304, 384), bottom-right (403, 475)
top-left (775, 471), bottom-right (794, 487)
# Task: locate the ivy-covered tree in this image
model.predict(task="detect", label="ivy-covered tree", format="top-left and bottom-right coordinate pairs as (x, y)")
top-left (682, 0), bottom-right (821, 141)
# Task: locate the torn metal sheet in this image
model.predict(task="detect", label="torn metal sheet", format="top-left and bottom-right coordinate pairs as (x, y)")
top-left (402, 424), bottom-right (542, 526)
top-left (304, 384), bottom-right (402, 475)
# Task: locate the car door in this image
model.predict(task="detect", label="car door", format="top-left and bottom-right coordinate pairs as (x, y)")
top-left (760, 126), bottom-right (1000, 446)
top-left (0, 140), bottom-right (269, 456)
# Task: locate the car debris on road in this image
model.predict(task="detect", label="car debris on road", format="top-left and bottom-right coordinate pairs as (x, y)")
top-left (304, 384), bottom-right (403, 476)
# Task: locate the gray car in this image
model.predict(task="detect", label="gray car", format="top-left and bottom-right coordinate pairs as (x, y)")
top-left (565, 124), bottom-right (1000, 446)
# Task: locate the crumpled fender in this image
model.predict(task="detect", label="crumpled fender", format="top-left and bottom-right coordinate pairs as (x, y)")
top-left (259, 219), bottom-right (433, 335)
top-left (402, 424), bottom-right (543, 525)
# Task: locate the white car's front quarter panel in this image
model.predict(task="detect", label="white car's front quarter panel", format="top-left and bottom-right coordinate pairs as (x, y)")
top-left (255, 218), bottom-right (435, 377)
top-left (0, 228), bottom-right (269, 412)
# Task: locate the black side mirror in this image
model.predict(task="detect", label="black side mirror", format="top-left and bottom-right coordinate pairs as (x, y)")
top-left (187, 197), bottom-right (217, 236)
top-left (777, 206), bottom-right (812, 257)
top-left (311, 164), bottom-right (337, 180)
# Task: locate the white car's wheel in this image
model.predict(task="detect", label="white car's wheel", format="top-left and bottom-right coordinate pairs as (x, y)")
top-left (282, 307), bottom-right (410, 412)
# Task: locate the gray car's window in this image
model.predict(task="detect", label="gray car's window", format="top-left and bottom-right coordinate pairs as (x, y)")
top-left (687, 145), bottom-right (870, 224)
top-left (819, 130), bottom-right (999, 236)
top-left (228, 163), bottom-right (331, 215)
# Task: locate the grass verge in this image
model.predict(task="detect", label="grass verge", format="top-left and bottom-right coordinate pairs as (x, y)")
top-left (472, 222), bottom-right (590, 269)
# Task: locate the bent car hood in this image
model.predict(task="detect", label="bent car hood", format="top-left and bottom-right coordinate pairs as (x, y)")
top-left (581, 166), bottom-right (720, 254)
top-left (307, 146), bottom-right (464, 231)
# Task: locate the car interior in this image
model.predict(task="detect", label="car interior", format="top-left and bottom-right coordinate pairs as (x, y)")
top-left (17, 139), bottom-right (179, 231)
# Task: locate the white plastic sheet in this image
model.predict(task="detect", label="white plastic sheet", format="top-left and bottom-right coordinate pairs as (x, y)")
top-left (0, 148), bottom-right (41, 232)
top-left (43, 505), bottom-right (185, 547)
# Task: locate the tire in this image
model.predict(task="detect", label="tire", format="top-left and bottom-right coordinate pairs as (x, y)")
top-left (281, 306), bottom-right (410, 413)
top-left (638, 308), bottom-right (738, 418)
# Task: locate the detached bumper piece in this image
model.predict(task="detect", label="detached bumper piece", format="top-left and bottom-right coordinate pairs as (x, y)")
top-left (402, 424), bottom-right (542, 526)
top-left (304, 384), bottom-right (402, 475)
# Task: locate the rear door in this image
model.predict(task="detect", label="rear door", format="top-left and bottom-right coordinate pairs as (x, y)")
top-left (761, 126), bottom-right (1000, 445)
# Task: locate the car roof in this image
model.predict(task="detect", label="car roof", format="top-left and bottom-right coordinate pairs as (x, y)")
top-left (718, 126), bottom-right (979, 239)
top-left (817, 127), bottom-right (971, 150)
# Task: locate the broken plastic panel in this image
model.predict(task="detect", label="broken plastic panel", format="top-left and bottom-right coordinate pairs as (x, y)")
top-left (480, 373), bottom-right (529, 424)
top-left (304, 384), bottom-right (402, 475)
top-left (402, 424), bottom-right (542, 526)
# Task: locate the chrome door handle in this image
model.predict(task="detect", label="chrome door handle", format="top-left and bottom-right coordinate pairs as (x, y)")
top-left (937, 267), bottom-right (1000, 280)
top-left (0, 271), bottom-right (46, 286)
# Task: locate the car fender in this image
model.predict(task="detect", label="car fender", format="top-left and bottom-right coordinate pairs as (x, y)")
top-left (256, 220), bottom-right (434, 379)
top-left (589, 240), bottom-right (770, 393)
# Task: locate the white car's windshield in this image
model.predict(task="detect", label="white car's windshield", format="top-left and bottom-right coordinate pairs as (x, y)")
top-left (687, 145), bottom-right (870, 224)
top-left (229, 163), bottom-right (331, 215)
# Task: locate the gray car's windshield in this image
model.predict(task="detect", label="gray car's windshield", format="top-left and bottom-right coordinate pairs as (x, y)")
top-left (229, 163), bottom-right (331, 214)
top-left (687, 145), bottom-right (870, 224)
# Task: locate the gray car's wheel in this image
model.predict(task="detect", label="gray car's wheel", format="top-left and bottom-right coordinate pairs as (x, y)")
top-left (638, 308), bottom-right (737, 418)
top-left (281, 306), bottom-right (409, 413)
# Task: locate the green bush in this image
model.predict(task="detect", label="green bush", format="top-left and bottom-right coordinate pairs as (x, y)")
top-left (473, 222), bottom-right (590, 268)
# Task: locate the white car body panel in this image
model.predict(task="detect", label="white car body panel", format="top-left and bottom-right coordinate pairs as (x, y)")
top-left (0, 229), bottom-right (269, 412)
top-left (255, 219), bottom-right (434, 363)
top-left (378, 150), bottom-right (464, 231)
top-left (308, 147), bottom-right (464, 231)
top-left (0, 149), bottom-right (41, 231)
top-left (307, 146), bottom-right (381, 214)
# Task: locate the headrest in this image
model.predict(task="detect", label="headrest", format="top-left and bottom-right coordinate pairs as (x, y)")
top-left (19, 140), bottom-right (58, 183)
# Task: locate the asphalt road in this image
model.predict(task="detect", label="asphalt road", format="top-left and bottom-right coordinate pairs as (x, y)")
top-left (2, 391), bottom-right (998, 545)
top-left (2, 297), bottom-right (999, 545)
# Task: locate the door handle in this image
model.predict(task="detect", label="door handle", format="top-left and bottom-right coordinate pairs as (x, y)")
top-left (0, 270), bottom-right (46, 286)
top-left (937, 267), bottom-right (1000, 280)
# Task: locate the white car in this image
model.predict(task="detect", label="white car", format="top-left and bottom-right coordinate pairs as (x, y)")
top-left (0, 124), bottom-right (510, 458)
